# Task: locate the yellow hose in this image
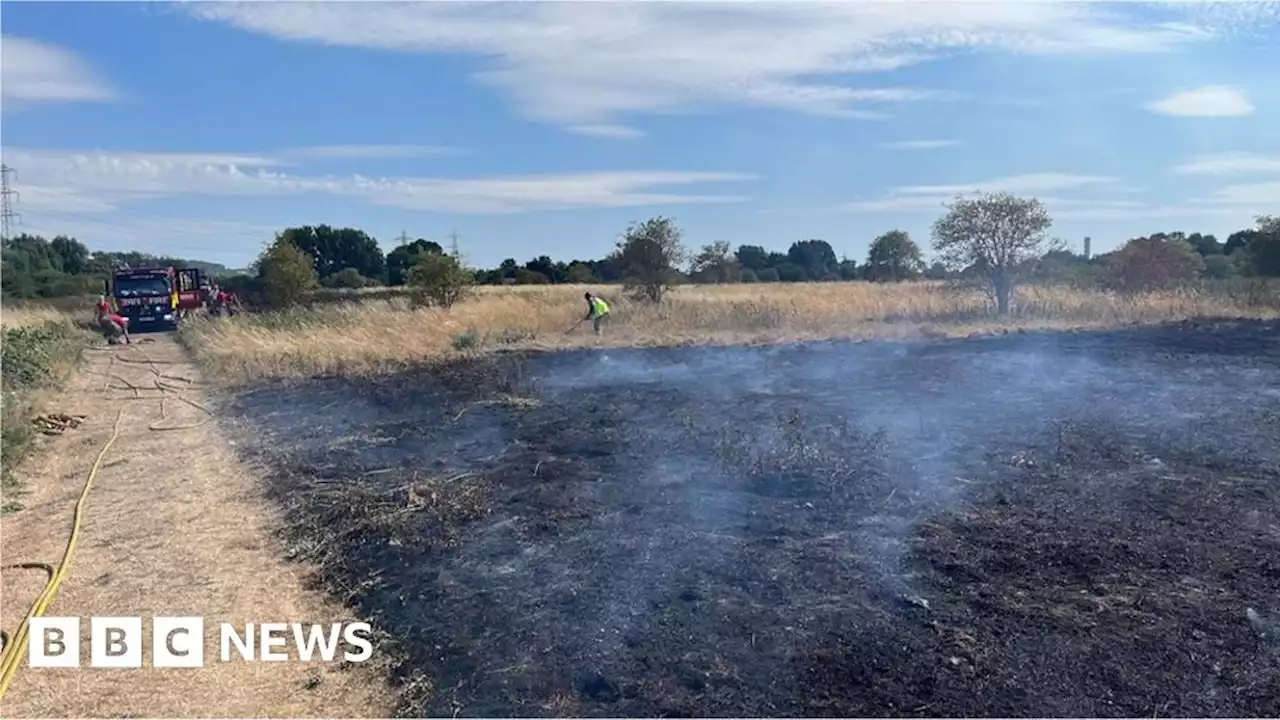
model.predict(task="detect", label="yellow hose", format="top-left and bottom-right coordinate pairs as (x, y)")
top-left (0, 407), bottom-right (126, 698)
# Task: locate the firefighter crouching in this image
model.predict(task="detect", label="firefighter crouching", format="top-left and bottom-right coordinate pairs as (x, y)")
top-left (95, 295), bottom-right (131, 344)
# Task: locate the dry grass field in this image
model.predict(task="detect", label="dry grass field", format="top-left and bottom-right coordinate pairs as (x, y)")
top-left (181, 280), bottom-right (1280, 383)
top-left (6, 281), bottom-right (1280, 717)
top-left (0, 305), bottom-right (77, 331)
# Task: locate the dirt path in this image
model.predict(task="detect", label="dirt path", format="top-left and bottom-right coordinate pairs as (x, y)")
top-left (0, 334), bottom-right (390, 717)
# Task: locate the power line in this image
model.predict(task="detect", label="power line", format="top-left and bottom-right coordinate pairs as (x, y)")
top-left (0, 164), bottom-right (20, 243)
top-left (396, 230), bottom-right (410, 247)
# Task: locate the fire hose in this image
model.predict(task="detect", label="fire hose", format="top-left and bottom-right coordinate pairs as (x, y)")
top-left (0, 341), bottom-right (213, 700)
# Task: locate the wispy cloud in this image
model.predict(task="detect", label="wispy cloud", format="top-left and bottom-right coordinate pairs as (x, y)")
top-left (1196, 180), bottom-right (1280, 206)
top-left (2, 148), bottom-right (757, 215)
top-left (896, 172), bottom-right (1115, 197)
top-left (568, 125), bottom-right (646, 140)
top-left (845, 172), bottom-right (1117, 212)
top-left (1145, 85), bottom-right (1254, 117)
top-left (17, 215), bottom-right (279, 265)
top-left (187, 1), bottom-right (1261, 131)
top-left (0, 36), bottom-right (115, 105)
top-left (878, 140), bottom-right (962, 151)
top-left (281, 144), bottom-right (461, 159)
top-left (1172, 152), bottom-right (1280, 175)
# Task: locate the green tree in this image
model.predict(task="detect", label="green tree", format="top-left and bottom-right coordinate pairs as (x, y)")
top-left (525, 255), bottom-right (565, 283)
top-left (1246, 215), bottom-right (1280, 277)
top-left (386, 239), bottom-right (443, 285)
top-left (837, 257), bottom-right (859, 280)
top-left (49, 236), bottom-right (90, 274)
top-left (278, 225), bottom-right (386, 282)
top-left (566, 261), bottom-right (597, 283)
top-left (787, 239), bottom-right (838, 279)
top-left (1224, 228), bottom-right (1262, 257)
top-left (257, 235), bottom-right (319, 308)
top-left (735, 245), bottom-right (770, 272)
top-left (613, 216), bottom-right (687, 303)
top-left (407, 251), bottom-right (474, 309)
top-left (864, 230), bottom-right (924, 282)
top-left (932, 192), bottom-right (1054, 315)
top-left (1186, 232), bottom-right (1222, 257)
top-left (1202, 254), bottom-right (1238, 279)
top-left (774, 262), bottom-right (807, 282)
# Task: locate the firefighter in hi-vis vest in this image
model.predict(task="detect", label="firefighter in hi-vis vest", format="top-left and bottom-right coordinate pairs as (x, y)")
top-left (584, 292), bottom-right (610, 335)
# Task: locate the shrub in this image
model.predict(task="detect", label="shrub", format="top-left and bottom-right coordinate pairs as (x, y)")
top-left (407, 252), bottom-right (474, 309)
top-left (1102, 235), bottom-right (1205, 293)
top-left (323, 267), bottom-right (377, 289)
top-left (0, 318), bottom-right (85, 511)
top-left (258, 236), bottom-right (319, 308)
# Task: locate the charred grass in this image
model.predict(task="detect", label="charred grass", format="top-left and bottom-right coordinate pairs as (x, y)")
top-left (217, 319), bottom-right (1280, 717)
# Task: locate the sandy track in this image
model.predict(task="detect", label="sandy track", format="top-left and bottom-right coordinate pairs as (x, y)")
top-left (0, 334), bottom-right (389, 717)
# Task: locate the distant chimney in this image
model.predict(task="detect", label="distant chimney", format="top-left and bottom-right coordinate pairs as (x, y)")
top-left (1083, 236), bottom-right (1092, 260)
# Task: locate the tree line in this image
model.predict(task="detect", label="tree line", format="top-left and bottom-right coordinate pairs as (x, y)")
top-left (227, 215), bottom-right (1280, 296)
top-left (5, 198), bottom-right (1278, 316)
top-left (1, 233), bottom-right (233, 299)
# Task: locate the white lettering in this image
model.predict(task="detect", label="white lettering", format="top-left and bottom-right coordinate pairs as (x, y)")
top-left (259, 622), bottom-right (289, 661)
top-left (291, 623), bottom-right (343, 662)
top-left (343, 622), bottom-right (374, 663)
top-left (220, 623), bottom-right (255, 661)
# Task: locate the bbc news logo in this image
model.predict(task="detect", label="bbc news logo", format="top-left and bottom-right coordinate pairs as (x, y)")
top-left (28, 618), bottom-right (373, 668)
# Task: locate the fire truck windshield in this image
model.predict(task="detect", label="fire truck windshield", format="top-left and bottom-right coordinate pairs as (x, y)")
top-left (114, 276), bottom-right (171, 297)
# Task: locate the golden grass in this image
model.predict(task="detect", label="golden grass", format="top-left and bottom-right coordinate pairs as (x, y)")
top-left (0, 304), bottom-right (76, 330)
top-left (183, 281), bottom-right (1280, 384)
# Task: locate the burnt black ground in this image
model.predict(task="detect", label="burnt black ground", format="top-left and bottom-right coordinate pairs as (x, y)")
top-left (218, 320), bottom-right (1280, 718)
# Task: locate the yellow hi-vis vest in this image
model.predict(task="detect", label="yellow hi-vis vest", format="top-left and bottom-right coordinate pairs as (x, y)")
top-left (590, 297), bottom-right (609, 317)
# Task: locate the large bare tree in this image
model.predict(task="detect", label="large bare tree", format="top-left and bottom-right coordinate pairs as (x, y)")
top-left (932, 192), bottom-right (1054, 315)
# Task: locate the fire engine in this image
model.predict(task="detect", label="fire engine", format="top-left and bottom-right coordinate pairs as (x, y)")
top-left (104, 266), bottom-right (204, 330)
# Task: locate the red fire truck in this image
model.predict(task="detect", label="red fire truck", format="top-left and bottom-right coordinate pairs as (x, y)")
top-left (104, 266), bottom-right (205, 330)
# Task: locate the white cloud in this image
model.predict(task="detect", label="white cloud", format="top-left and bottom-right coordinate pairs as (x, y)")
top-left (845, 173), bottom-right (1116, 211)
top-left (568, 125), bottom-right (646, 140)
top-left (187, 1), bottom-right (1260, 130)
top-left (1198, 180), bottom-right (1280, 205)
top-left (17, 215), bottom-right (278, 264)
top-left (1172, 152), bottom-right (1280, 175)
top-left (1, 148), bottom-right (756, 215)
top-left (1145, 85), bottom-right (1254, 117)
top-left (0, 36), bottom-right (114, 104)
top-left (879, 140), bottom-right (962, 151)
top-left (897, 172), bottom-right (1115, 197)
top-left (282, 144), bottom-right (460, 159)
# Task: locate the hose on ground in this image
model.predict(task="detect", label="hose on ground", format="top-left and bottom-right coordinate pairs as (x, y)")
top-left (0, 338), bottom-right (213, 700)
top-left (0, 408), bottom-right (125, 699)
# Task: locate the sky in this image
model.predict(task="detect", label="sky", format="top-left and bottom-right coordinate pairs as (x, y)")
top-left (2, 0), bottom-right (1279, 269)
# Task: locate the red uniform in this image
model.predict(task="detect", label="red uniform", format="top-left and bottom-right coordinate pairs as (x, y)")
top-left (96, 299), bottom-right (128, 328)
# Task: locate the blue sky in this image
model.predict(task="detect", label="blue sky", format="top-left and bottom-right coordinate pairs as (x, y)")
top-left (2, 1), bottom-right (1278, 269)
